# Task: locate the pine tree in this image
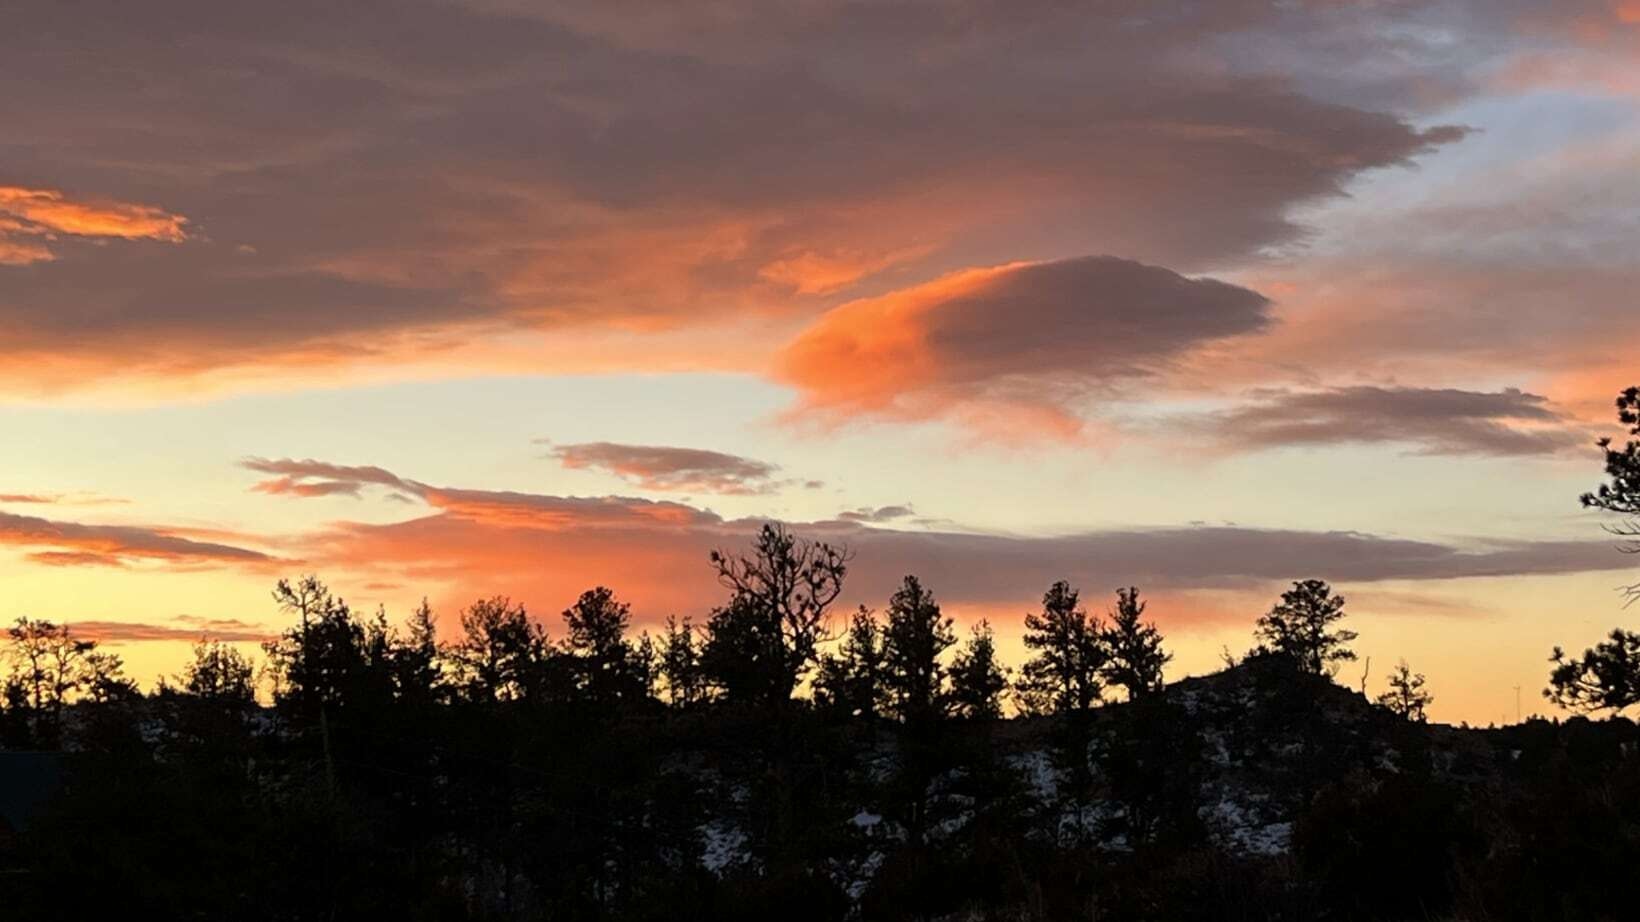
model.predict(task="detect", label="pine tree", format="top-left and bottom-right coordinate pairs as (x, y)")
top-left (1546, 630), bottom-right (1640, 713)
top-left (881, 576), bottom-right (955, 724)
top-left (180, 639), bottom-right (257, 705)
top-left (1016, 580), bottom-right (1106, 715)
top-left (814, 606), bottom-right (885, 719)
top-left (1254, 578), bottom-right (1357, 675)
top-left (392, 598), bottom-right (443, 705)
top-left (947, 621), bottom-right (1009, 720)
top-left (562, 586), bottom-right (642, 705)
top-left (1099, 587), bottom-right (1169, 700)
top-left (659, 615), bottom-right (706, 708)
top-left (1546, 387), bottom-right (1640, 711)
top-left (448, 595), bottom-right (547, 702)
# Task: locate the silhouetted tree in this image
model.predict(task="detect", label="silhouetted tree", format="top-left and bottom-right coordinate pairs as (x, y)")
top-left (947, 621), bottom-right (1008, 720)
top-left (881, 576), bottom-right (955, 725)
top-left (82, 648), bottom-right (137, 703)
top-left (1253, 578), bottom-right (1357, 675)
top-left (633, 630), bottom-right (659, 701)
top-left (449, 595), bottom-right (548, 703)
top-left (1581, 385), bottom-right (1640, 575)
top-left (1377, 659), bottom-right (1433, 721)
top-left (659, 615), bottom-right (706, 708)
top-left (260, 575), bottom-right (397, 728)
top-left (1545, 387), bottom-right (1640, 711)
top-left (1546, 629), bottom-right (1640, 713)
top-left (179, 638), bottom-right (256, 704)
top-left (390, 598), bottom-right (444, 706)
top-left (1099, 586), bottom-right (1169, 700)
top-left (0, 675), bottom-right (32, 748)
top-left (814, 606), bottom-right (885, 719)
top-left (561, 586), bottom-right (644, 706)
top-left (702, 524), bottom-right (850, 706)
top-left (1016, 580), bottom-right (1105, 715)
top-left (4, 617), bottom-right (96, 745)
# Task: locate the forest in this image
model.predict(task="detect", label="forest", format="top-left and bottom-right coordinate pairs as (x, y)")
top-left (1, 387), bottom-right (1638, 921)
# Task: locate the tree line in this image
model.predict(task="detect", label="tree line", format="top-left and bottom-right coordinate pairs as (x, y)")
top-left (3, 528), bottom-right (1439, 752)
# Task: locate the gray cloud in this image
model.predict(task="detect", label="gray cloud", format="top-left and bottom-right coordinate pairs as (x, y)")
top-left (546, 442), bottom-right (786, 495)
top-left (242, 457), bottom-right (416, 498)
top-left (66, 615), bottom-right (274, 643)
top-left (1204, 386), bottom-right (1587, 456)
top-left (838, 505), bottom-right (916, 523)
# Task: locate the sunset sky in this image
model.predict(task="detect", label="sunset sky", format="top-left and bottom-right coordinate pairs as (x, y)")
top-left (3, 1), bottom-right (1638, 724)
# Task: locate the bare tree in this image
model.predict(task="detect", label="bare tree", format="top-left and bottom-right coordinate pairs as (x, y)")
top-left (1377, 659), bottom-right (1433, 721)
top-left (4, 617), bottom-right (96, 743)
top-left (704, 523), bottom-right (850, 705)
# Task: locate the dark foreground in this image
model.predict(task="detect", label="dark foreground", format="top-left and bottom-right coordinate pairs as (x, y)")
top-left (2, 654), bottom-right (1637, 921)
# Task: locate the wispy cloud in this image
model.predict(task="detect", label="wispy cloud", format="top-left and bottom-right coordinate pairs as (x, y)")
top-left (260, 458), bottom-right (1635, 620)
top-left (66, 615), bottom-right (273, 643)
top-left (0, 509), bottom-right (276, 569)
top-left (0, 491), bottom-right (130, 506)
top-left (544, 441), bottom-right (795, 495)
top-left (0, 185), bottom-right (189, 265)
top-left (1198, 387), bottom-right (1588, 456)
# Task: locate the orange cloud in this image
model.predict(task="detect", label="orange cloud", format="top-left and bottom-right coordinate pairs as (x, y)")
top-left (249, 459), bottom-right (1637, 630)
top-left (777, 256), bottom-right (1271, 437)
top-left (0, 491), bottom-right (130, 506)
top-left (757, 246), bottom-right (929, 296)
top-left (0, 186), bottom-right (190, 264)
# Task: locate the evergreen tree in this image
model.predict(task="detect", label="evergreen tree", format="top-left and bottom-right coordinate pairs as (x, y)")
top-left (262, 575), bottom-right (372, 720)
top-left (448, 595), bottom-right (548, 702)
top-left (180, 639), bottom-right (257, 705)
top-left (1099, 587), bottom-right (1169, 700)
top-left (633, 631), bottom-right (659, 702)
top-left (1546, 629), bottom-right (1640, 713)
top-left (658, 615), bottom-right (706, 708)
top-left (1546, 387), bottom-right (1640, 712)
top-left (562, 586), bottom-right (643, 705)
top-left (1253, 578), bottom-right (1357, 675)
top-left (814, 606), bottom-right (885, 719)
top-left (880, 576), bottom-right (955, 725)
top-left (82, 648), bottom-right (138, 703)
top-left (1016, 581), bottom-right (1106, 715)
top-left (1377, 659), bottom-right (1433, 721)
top-left (947, 620), bottom-right (1008, 720)
top-left (1581, 385), bottom-right (1640, 561)
top-left (390, 598), bottom-right (444, 705)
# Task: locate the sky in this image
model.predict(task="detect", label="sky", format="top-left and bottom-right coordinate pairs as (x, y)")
top-left (2, 0), bottom-right (1638, 725)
